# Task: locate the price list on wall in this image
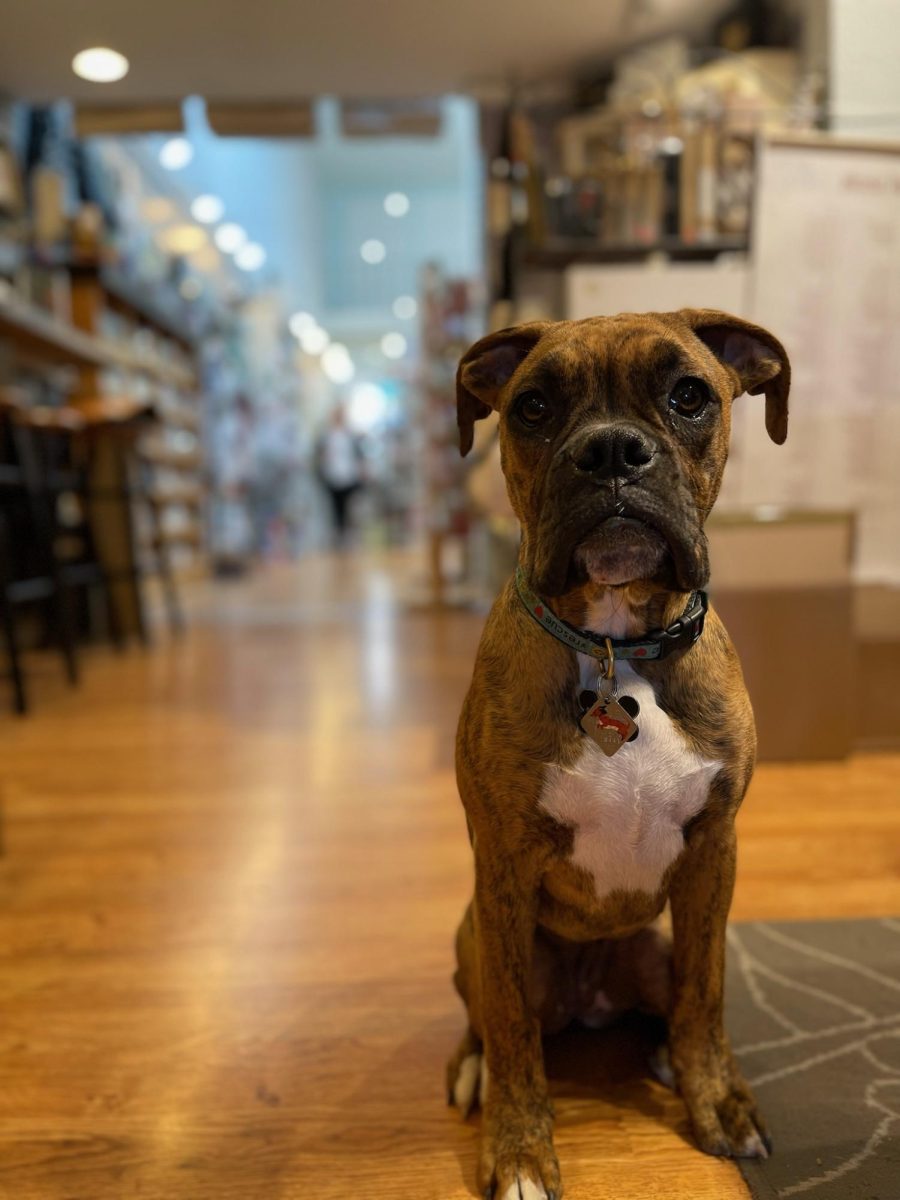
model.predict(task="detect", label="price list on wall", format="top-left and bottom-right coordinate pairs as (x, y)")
top-left (733, 135), bottom-right (900, 583)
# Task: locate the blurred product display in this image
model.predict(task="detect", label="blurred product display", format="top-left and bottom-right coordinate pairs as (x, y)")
top-left (418, 265), bottom-right (483, 605)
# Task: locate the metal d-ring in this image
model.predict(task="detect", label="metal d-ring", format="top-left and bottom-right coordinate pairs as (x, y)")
top-left (596, 637), bottom-right (617, 698)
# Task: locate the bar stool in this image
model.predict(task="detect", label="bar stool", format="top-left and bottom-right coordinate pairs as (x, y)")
top-left (77, 396), bottom-right (184, 643)
top-left (0, 387), bottom-right (80, 713)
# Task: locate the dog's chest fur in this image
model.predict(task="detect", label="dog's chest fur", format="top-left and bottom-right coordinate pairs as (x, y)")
top-left (538, 597), bottom-right (721, 903)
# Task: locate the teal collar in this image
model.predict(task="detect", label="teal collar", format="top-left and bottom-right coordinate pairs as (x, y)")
top-left (514, 566), bottom-right (707, 663)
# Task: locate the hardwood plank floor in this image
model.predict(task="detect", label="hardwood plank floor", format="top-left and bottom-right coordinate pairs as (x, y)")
top-left (0, 549), bottom-right (897, 1199)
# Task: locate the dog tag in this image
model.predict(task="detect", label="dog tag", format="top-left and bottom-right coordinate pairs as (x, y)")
top-left (580, 693), bottom-right (639, 756)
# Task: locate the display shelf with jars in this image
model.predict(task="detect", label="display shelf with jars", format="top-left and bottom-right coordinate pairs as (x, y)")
top-left (483, 33), bottom-right (823, 321)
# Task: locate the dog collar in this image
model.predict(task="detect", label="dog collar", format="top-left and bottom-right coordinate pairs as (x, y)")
top-left (514, 566), bottom-right (707, 663)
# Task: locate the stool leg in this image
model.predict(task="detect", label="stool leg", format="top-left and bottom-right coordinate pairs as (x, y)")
top-left (12, 420), bottom-right (80, 688)
top-left (53, 584), bottom-right (80, 686)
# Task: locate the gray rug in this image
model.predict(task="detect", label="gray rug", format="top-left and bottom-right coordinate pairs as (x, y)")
top-left (728, 919), bottom-right (900, 1200)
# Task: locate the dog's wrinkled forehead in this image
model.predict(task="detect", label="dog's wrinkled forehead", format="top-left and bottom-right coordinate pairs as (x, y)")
top-left (456, 308), bottom-right (790, 456)
top-left (508, 317), bottom-right (715, 411)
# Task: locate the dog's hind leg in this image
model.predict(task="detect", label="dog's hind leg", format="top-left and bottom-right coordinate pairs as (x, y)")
top-left (447, 901), bottom-right (487, 1115)
top-left (447, 1025), bottom-right (485, 1116)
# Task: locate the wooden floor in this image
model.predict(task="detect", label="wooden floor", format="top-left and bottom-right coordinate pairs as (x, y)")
top-left (1, 549), bottom-right (898, 1200)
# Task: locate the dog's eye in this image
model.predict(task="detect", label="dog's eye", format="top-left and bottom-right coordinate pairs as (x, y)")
top-left (668, 378), bottom-right (710, 419)
top-left (514, 391), bottom-right (548, 427)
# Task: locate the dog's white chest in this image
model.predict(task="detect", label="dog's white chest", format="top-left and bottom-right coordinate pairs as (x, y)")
top-left (539, 662), bottom-right (721, 901)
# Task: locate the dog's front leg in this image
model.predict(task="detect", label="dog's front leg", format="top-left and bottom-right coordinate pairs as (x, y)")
top-left (668, 811), bottom-right (770, 1160)
top-left (474, 847), bottom-right (560, 1200)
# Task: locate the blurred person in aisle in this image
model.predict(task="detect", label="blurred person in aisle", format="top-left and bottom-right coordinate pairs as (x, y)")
top-left (314, 405), bottom-right (366, 547)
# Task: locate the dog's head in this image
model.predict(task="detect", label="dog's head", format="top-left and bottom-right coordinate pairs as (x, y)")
top-left (457, 309), bottom-right (790, 598)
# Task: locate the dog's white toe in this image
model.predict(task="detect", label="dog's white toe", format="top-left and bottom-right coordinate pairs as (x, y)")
top-left (498, 1178), bottom-right (548, 1200)
top-left (739, 1131), bottom-right (769, 1159)
top-left (452, 1052), bottom-right (481, 1113)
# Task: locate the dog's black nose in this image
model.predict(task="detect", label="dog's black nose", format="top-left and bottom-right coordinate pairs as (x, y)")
top-left (571, 425), bottom-right (656, 479)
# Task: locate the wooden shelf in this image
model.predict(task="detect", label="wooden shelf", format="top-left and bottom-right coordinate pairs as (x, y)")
top-left (139, 443), bottom-right (203, 472)
top-left (521, 235), bottom-right (749, 269)
top-left (0, 280), bottom-right (118, 369)
top-left (148, 483), bottom-right (205, 508)
top-left (0, 282), bottom-right (195, 389)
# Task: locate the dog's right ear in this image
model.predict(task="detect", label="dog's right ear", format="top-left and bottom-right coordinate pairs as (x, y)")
top-left (456, 322), bottom-right (550, 456)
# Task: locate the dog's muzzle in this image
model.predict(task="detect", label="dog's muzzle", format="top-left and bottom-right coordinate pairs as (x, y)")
top-left (528, 422), bottom-right (710, 597)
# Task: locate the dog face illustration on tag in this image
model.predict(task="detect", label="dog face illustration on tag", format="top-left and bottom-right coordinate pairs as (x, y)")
top-left (579, 695), bottom-right (639, 756)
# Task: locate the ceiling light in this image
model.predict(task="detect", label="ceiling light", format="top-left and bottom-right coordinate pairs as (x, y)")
top-left (235, 242), bottom-right (266, 271)
top-left (300, 326), bottom-right (330, 355)
top-left (381, 332), bottom-right (407, 360)
top-left (289, 311), bottom-right (316, 338)
top-left (360, 239), bottom-right (386, 265)
top-left (321, 343), bottom-right (355, 384)
top-left (384, 191), bottom-right (410, 217)
top-left (157, 224), bottom-right (208, 255)
top-left (159, 138), bottom-right (194, 171)
top-left (191, 194), bottom-right (225, 224)
top-left (392, 295), bottom-right (417, 320)
top-left (214, 223), bottom-right (247, 254)
top-left (72, 47), bottom-right (129, 83)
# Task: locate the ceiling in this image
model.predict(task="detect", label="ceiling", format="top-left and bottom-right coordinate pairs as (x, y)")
top-left (1, 0), bottom-right (730, 103)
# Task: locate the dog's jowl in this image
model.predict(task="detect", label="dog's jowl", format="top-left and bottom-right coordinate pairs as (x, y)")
top-left (447, 309), bottom-right (790, 1200)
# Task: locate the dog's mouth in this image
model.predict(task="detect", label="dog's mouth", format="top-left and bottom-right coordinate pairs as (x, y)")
top-left (573, 516), bottom-right (669, 586)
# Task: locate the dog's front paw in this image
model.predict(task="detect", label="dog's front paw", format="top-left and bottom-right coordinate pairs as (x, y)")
top-left (676, 1047), bottom-right (771, 1160)
top-left (479, 1100), bottom-right (561, 1200)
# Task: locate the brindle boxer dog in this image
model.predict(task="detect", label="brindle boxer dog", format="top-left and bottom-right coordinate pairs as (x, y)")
top-left (447, 309), bottom-right (790, 1199)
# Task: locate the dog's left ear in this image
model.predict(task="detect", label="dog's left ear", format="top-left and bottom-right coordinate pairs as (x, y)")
top-left (678, 309), bottom-right (791, 444)
top-left (456, 322), bottom-right (550, 456)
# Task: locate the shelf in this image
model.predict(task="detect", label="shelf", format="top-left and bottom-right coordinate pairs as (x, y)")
top-left (0, 280), bottom-right (118, 370)
top-left (148, 483), bottom-right (205, 508)
top-left (139, 444), bottom-right (203, 472)
top-left (100, 269), bottom-right (197, 355)
top-left (0, 282), bottom-right (196, 389)
top-left (521, 235), bottom-right (749, 269)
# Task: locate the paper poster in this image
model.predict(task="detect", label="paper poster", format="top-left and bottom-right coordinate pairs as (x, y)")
top-left (729, 136), bottom-right (900, 583)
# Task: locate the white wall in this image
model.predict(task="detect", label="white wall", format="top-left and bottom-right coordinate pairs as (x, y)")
top-left (829, 0), bottom-right (900, 138)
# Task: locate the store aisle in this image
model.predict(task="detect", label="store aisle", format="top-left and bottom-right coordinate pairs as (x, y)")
top-left (0, 551), bottom-right (898, 1199)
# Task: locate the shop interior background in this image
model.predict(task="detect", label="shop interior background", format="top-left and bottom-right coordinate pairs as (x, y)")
top-left (0, 1), bottom-right (899, 1197)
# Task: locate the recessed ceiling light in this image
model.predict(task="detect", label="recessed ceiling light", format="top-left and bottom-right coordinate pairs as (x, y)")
top-left (299, 326), bottom-right (330, 355)
top-left (214, 223), bottom-right (247, 254)
top-left (289, 311), bottom-right (316, 338)
top-left (159, 138), bottom-right (193, 171)
top-left (384, 192), bottom-right (410, 217)
top-left (392, 295), bottom-right (417, 320)
top-left (191, 194), bottom-right (225, 224)
top-left (72, 47), bottom-right (129, 84)
top-left (235, 242), bottom-right (266, 271)
top-left (381, 332), bottom-right (407, 359)
top-left (321, 343), bottom-right (355, 384)
top-left (360, 239), bottom-right (386, 265)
